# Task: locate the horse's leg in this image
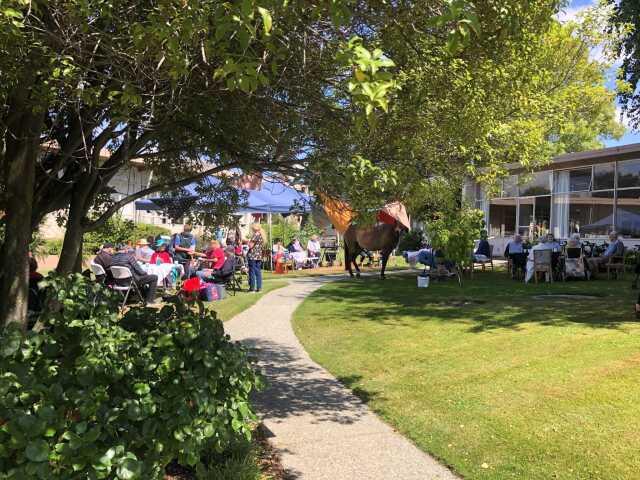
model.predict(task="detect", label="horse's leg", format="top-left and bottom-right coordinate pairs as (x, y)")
top-left (345, 244), bottom-right (354, 278)
top-left (352, 246), bottom-right (362, 278)
top-left (380, 250), bottom-right (391, 279)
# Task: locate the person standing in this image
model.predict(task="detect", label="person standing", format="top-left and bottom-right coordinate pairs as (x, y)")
top-left (247, 223), bottom-right (265, 293)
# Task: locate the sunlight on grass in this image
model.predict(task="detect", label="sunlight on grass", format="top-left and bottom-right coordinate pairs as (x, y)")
top-left (208, 279), bottom-right (287, 322)
top-left (293, 271), bottom-right (640, 480)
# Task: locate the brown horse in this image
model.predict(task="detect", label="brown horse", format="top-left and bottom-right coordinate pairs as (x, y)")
top-left (343, 223), bottom-right (402, 279)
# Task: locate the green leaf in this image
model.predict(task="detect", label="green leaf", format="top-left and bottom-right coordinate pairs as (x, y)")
top-left (257, 7), bottom-right (272, 35)
top-left (25, 440), bottom-right (50, 462)
top-left (133, 383), bottom-right (150, 396)
top-left (116, 457), bottom-right (142, 479)
top-left (3, 8), bottom-right (23, 19)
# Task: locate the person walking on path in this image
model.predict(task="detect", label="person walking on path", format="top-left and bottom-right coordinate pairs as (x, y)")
top-left (247, 223), bottom-right (265, 293)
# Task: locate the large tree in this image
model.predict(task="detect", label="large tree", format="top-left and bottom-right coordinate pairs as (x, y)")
top-left (610, 0), bottom-right (640, 128)
top-left (0, 0), bottom-right (404, 326)
top-left (308, 0), bottom-right (623, 214)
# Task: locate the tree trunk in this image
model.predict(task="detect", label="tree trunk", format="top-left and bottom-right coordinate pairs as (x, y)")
top-left (0, 109), bottom-right (42, 329)
top-left (56, 179), bottom-right (94, 274)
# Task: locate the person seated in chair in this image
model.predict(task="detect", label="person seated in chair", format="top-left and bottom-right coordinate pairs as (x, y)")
top-left (504, 234), bottom-right (526, 279)
top-left (542, 233), bottom-right (561, 251)
top-left (567, 233), bottom-right (582, 250)
top-left (474, 230), bottom-right (491, 262)
top-left (135, 238), bottom-right (155, 263)
top-left (94, 242), bottom-right (115, 285)
top-left (287, 237), bottom-right (307, 269)
top-left (197, 247), bottom-right (236, 284)
top-left (307, 235), bottom-right (321, 266)
top-left (111, 243), bottom-right (158, 304)
top-left (202, 239), bottom-right (225, 270)
top-left (586, 232), bottom-right (624, 279)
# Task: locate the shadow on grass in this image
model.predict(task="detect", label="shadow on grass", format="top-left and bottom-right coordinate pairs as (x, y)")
top-left (241, 337), bottom-right (381, 426)
top-left (302, 271), bottom-right (632, 333)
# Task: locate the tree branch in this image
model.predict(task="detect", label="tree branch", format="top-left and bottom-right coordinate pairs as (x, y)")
top-left (83, 160), bottom-right (242, 232)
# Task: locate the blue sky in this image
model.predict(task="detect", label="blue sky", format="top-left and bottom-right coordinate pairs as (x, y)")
top-left (559, 0), bottom-right (640, 147)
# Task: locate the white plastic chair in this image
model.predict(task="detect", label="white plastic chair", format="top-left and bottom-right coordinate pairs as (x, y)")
top-left (110, 266), bottom-right (144, 309)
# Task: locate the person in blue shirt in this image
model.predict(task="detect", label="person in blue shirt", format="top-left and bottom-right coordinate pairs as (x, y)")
top-left (474, 230), bottom-right (491, 262)
top-left (587, 232), bottom-right (624, 279)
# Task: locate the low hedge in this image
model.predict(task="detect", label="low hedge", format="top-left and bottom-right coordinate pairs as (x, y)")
top-left (0, 274), bottom-right (261, 479)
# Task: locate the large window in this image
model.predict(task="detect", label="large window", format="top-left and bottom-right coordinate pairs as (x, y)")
top-left (616, 189), bottom-right (640, 237)
top-left (487, 160), bottom-right (640, 239)
top-left (618, 159), bottom-right (640, 189)
top-left (518, 197), bottom-right (534, 236)
top-left (519, 172), bottom-right (551, 196)
top-left (594, 163), bottom-right (615, 190)
top-left (489, 199), bottom-right (516, 237)
top-left (569, 191), bottom-right (614, 237)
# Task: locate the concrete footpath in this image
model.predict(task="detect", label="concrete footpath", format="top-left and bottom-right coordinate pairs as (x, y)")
top-left (224, 276), bottom-right (459, 480)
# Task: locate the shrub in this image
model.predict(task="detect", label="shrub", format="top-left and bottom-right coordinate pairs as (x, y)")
top-left (426, 208), bottom-right (485, 266)
top-left (0, 274), bottom-right (260, 479)
top-left (397, 230), bottom-right (424, 252)
top-left (83, 217), bottom-right (171, 254)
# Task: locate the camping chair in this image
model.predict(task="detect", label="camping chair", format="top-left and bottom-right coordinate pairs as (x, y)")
top-left (472, 244), bottom-right (494, 272)
top-left (562, 247), bottom-right (586, 281)
top-left (110, 266), bottom-right (145, 309)
top-left (533, 249), bottom-right (553, 283)
top-left (218, 257), bottom-right (242, 296)
top-left (606, 250), bottom-right (625, 280)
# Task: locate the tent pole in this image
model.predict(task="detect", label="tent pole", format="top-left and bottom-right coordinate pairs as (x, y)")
top-left (268, 211), bottom-right (273, 271)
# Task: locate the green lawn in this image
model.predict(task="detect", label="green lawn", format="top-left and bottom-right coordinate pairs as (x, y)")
top-left (292, 270), bottom-right (640, 480)
top-left (207, 278), bottom-right (287, 322)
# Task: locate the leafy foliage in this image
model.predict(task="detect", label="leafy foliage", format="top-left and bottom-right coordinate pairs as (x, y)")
top-left (83, 217), bottom-right (170, 254)
top-left (0, 274), bottom-right (260, 479)
top-left (610, 0), bottom-right (640, 129)
top-left (397, 230), bottom-right (425, 253)
top-left (427, 208), bottom-right (485, 267)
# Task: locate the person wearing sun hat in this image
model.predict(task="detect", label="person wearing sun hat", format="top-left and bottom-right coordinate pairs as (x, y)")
top-left (135, 238), bottom-right (155, 263)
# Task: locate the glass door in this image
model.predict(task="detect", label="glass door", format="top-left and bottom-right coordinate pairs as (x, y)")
top-left (518, 197), bottom-right (534, 237)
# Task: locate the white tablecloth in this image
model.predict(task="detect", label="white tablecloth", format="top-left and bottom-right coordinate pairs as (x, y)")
top-left (140, 263), bottom-right (182, 286)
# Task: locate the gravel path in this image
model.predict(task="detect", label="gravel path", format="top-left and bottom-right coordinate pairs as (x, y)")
top-left (224, 275), bottom-right (459, 480)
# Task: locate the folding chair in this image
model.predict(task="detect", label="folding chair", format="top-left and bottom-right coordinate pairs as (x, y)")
top-left (110, 266), bottom-right (145, 309)
top-left (90, 262), bottom-right (107, 285)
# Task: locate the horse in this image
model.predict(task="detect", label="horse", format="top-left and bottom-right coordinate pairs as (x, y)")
top-left (343, 223), bottom-right (403, 279)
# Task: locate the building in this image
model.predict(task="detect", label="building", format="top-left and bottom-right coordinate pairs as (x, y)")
top-left (40, 149), bottom-right (192, 239)
top-left (464, 143), bottom-right (640, 254)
